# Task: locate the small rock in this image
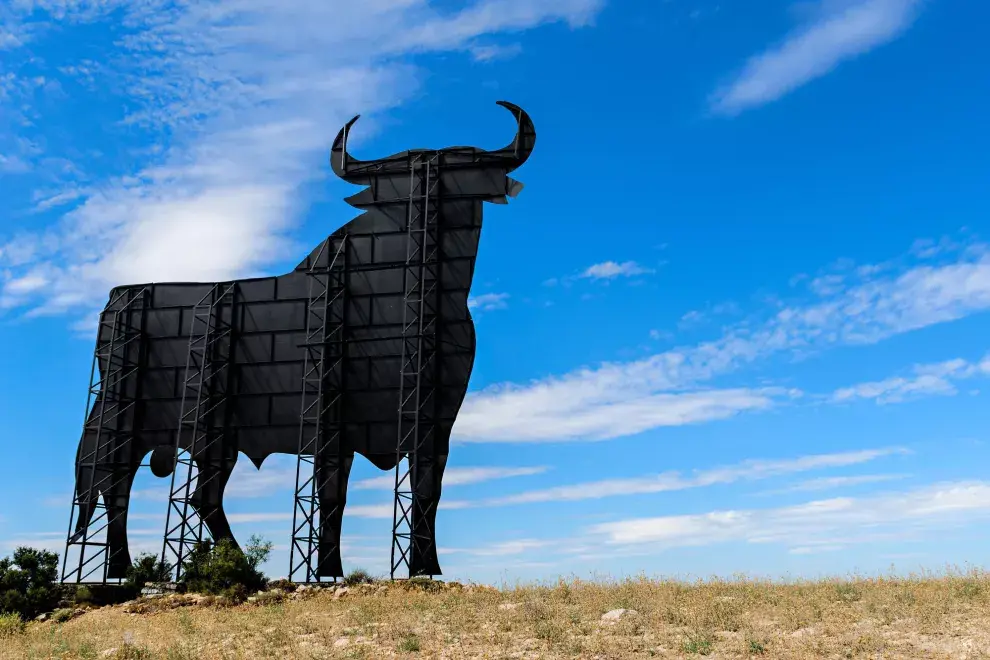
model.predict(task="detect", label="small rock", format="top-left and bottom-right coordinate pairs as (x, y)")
top-left (101, 649), bottom-right (117, 658)
top-left (333, 638), bottom-right (350, 648)
top-left (601, 608), bottom-right (638, 624)
top-left (333, 586), bottom-right (349, 599)
top-left (35, 613), bottom-right (49, 622)
top-left (498, 603), bottom-right (520, 611)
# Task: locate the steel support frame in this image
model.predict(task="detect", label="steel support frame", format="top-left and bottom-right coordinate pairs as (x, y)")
top-left (289, 236), bottom-right (348, 583)
top-left (161, 283), bottom-right (238, 581)
top-left (62, 287), bottom-right (149, 584)
top-left (391, 151), bottom-right (442, 580)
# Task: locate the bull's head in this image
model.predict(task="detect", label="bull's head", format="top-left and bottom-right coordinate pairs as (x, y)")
top-left (330, 100), bottom-right (536, 205)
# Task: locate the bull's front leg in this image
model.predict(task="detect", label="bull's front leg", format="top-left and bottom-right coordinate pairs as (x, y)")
top-left (315, 451), bottom-right (354, 579)
top-left (103, 465), bottom-right (139, 579)
top-left (70, 432), bottom-right (138, 581)
top-left (189, 448), bottom-right (238, 547)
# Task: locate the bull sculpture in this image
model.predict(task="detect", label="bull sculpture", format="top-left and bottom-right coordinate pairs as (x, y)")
top-left (65, 101), bottom-right (536, 582)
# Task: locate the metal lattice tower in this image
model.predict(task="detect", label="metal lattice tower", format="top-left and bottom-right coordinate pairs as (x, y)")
top-left (289, 237), bottom-right (348, 583)
top-left (62, 288), bottom-right (149, 584)
top-left (391, 152), bottom-right (442, 580)
top-left (161, 283), bottom-right (238, 581)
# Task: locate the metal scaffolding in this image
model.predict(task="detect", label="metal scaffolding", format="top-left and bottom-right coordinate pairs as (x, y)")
top-left (289, 236), bottom-right (348, 583)
top-left (161, 282), bottom-right (238, 581)
top-left (62, 287), bottom-right (149, 584)
top-left (391, 152), bottom-right (442, 580)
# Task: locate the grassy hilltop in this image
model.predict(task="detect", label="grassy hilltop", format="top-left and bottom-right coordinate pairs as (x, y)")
top-left (3, 568), bottom-right (990, 659)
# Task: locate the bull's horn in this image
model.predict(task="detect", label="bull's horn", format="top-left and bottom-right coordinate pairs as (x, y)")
top-left (330, 115), bottom-right (368, 180)
top-left (493, 101), bottom-right (536, 172)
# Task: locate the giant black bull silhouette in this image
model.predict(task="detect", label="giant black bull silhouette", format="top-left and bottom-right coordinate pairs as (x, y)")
top-left (71, 101), bottom-right (535, 579)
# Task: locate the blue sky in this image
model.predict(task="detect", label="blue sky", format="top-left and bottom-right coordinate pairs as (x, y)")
top-left (2, 0), bottom-right (990, 585)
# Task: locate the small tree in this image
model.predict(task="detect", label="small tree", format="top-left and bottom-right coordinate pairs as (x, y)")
top-left (179, 535), bottom-right (271, 599)
top-left (0, 547), bottom-right (60, 620)
top-left (124, 553), bottom-right (172, 596)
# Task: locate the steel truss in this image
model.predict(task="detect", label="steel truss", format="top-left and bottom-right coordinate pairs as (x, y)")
top-left (391, 152), bottom-right (442, 580)
top-left (62, 287), bottom-right (149, 584)
top-left (161, 283), bottom-right (238, 581)
top-left (290, 236), bottom-right (348, 583)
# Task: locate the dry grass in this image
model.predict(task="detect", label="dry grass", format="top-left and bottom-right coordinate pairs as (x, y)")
top-left (4, 568), bottom-right (990, 659)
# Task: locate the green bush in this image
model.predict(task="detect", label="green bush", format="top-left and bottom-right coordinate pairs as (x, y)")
top-left (0, 612), bottom-right (25, 638)
top-left (344, 568), bottom-right (375, 586)
top-left (73, 585), bottom-right (93, 605)
top-left (50, 607), bottom-right (75, 623)
top-left (266, 578), bottom-right (296, 593)
top-left (0, 547), bottom-right (61, 620)
top-left (179, 535), bottom-right (271, 597)
top-left (125, 553), bottom-right (172, 595)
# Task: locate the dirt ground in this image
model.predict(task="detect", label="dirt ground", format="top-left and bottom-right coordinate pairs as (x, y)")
top-left (3, 571), bottom-right (990, 659)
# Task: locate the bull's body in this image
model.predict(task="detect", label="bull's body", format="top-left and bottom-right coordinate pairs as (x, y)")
top-left (70, 102), bottom-right (535, 580)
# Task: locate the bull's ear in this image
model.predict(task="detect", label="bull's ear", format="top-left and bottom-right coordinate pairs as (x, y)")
top-left (506, 177), bottom-right (524, 198)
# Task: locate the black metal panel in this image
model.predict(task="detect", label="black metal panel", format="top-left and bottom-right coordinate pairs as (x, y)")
top-left (63, 101), bottom-right (536, 584)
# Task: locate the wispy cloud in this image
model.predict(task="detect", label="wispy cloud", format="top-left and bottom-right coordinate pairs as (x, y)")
top-left (468, 292), bottom-right (510, 312)
top-left (353, 465), bottom-right (547, 490)
top-left (442, 539), bottom-right (551, 557)
top-left (758, 473), bottom-right (911, 495)
top-left (588, 481), bottom-right (990, 552)
top-left (581, 260), bottom-right (654, 280)
top-left (456, 386), bottom-right (796, 443)
top-left (711, 0), bottom-right (925, 115)
top-left (454, 243), bottom-right (990, 443)
top-left (0, 0), bottom-right (604, 322)
top-left (833, 354), bottom-right (990, 404)
top-left (469, 43), bottom-right (523, 62)
top-left (483, 448), bottom-right (906, 505)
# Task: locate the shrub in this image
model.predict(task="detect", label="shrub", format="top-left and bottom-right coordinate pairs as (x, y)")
top-left (0, 612), bottom-right (25, 638)
top-left (344, 568), bottom-right (375, 586)
top-left (252, 589), bottom-right (287, 606)
top-left (125, 553), bottom-right (172, 595)
top-left (50, 607), bottom-right (75, 623)
top-left (397, 633), bottom-right (421, 652)
top-left (266, 578), bottom-right (296, 593)
top-left (0, 546), bottom-right (61, 620)
top-left (179, 535), bottom-right (271, 596)
top-left (73, 585), bottom-right (93, 605)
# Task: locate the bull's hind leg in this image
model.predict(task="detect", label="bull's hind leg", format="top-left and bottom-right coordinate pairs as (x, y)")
top-left (410, 453), bottom-right (447, 577)
top-left (315, 452), bottom-right (355, 579)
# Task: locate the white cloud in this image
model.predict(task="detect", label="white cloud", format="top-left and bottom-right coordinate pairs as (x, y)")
top-left (443, 539), bottom-right (551, 556)
top-left (588, 481), bottom-right (990, 551)
top-left (353, 465), bottom-right (547, 490)
top-left (832, 354), bottom-right (990, 404)
top-left (227, 508), bottom-right (394, 522)
top-left (470, 43), bottom-right (523, 62)
top-left (485, 448), bottom-right (906, 505)
top-left (759, 473), bottom-right (910, 495)
top-left (581, 260), bottom-right (653, 280)
top-left (456, 386), bottom-right (793, 443)
top-left (454, 244), bottom-right (990, 443)
top-left (468, 292), bottom-right (510, 312)
top-left (0, 152), bottom-right (30, 173)
top-left (711, 0), bottom-right (924, 115)
top-left (0, 0), bottom-right (604, 321)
